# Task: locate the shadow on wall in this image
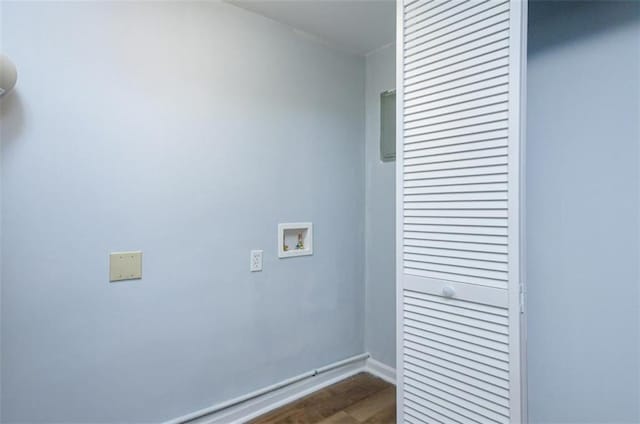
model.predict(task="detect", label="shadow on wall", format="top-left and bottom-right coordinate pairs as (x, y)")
top-left (0, 91), bottom-right (25, 146)
top-left (528, 0), bottom-right (640, 56)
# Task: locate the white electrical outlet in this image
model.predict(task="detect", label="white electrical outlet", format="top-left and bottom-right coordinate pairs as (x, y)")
top-left (250, 250), bottom-right (263, 272)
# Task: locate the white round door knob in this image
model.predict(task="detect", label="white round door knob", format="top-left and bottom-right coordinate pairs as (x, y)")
top-left (0, 54), bottom-right (17, 97)
top-left (442, 286), bottom-right (455, 298)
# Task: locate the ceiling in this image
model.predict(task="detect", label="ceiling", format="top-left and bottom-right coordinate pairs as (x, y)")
top-left (229, 0), bottom-right (396, 56)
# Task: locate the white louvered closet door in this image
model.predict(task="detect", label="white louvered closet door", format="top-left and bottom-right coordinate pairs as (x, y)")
top-left (396, 1), bottom-right (526, 423)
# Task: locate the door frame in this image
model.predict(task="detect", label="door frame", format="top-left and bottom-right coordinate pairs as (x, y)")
top-left (394, 1), bottom-right (529, 422)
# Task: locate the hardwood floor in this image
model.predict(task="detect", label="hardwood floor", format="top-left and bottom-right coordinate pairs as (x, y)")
top-left (248, 373), bottom-right (396, 424)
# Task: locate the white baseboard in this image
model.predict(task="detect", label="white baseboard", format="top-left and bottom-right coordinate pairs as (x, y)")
top-left (178, 356), bottom-right (369, 424)
top-left (365, 357), bottom-right (396, 385)
top-left (169, 354), bottom-right (397, 424)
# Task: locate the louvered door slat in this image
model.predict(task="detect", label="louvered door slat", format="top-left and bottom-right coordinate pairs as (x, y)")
top-left (405, 155), bottom-right (507, 174)
top-left (403, 181), bottom-right (508, 194)
top-left (404, 252), bottom-right (507, 273)
top-left (405, 334), bottom-right (509, 374)
top-left (405, 133), bottom-right (508, 154)
top-left (406, 370), bottom-right (510, 418)
top-left (405, 47), bottom-right (509, 91)
top-left (406, 54), bottom-right (510, 96)
top-left (405, 362), bottom-right (509, 407)
top-left (405, 67), bottom-right (509, 102)
top-left (405, 397), bottom-right (464, 424)
top-left (405, 381), bottom-right (505, 424)
top-left (404, 138), bottom-right (508, 158)
top-left (404, 215), bottom-right (507, 225)
top-left (406, 30), bottom-right (509, 74)
top-left (405, 1), bottom-right (501, 46)
top-left (398, 0), bottom-right (524, 422)
top-left (405, 167), bottom-right (507, 184)
top-left (404, 237), bottom-right (507, 252)
top-left (405, 80), bottom-right (509, 116)
top-left (407, 18), bottom-right (510, 66)
top-left (405, 326), bottom-right (509, 367)
top-left (405, 289), bottom-right (509, 315)
top-left (404, 244), bottom-right (507, 263)
top-left (405, 317), bottom-right (509, 354)
top-left (406, 305), bottom-right (508, 336)
top-left (404, 222), bottom-right (508, 235)
top-left (404, 175), bottom-right (508, 190)
top-left (405, 336), bottom-right (509, 385)
top-left (404, 348), bottom-right (510, 394)
top-left (404, 103), bottom-right (508, 130)
top-left (405, 1), bottom-right (471, 34)
top-left (405, 93), bottom-right (509, 126)
top-left (405, 0), bottom-right (468, 28)
top-left (406, 2), bottom-right (510, 57)
top-left (405, 375), bottom-right (510, 423)
top-left (404, 295), bottom-right (508, 324)
top-left (404, 258), bottom-right (508, 282)
top-left (403, 182), bottom-right (507, 197)
top-left (405, 120), bottom-right (508, 144)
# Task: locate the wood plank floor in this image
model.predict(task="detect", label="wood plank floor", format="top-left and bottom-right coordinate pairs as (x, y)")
top-left (248, 373), bottom-right (396, 424)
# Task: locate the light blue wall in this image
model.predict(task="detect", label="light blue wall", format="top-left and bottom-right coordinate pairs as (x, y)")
top-left (0, 2), bottom-right (365, 422)
top-left (527, 2), bottom-right (640, 422)
top-left (364, 44), bottom-right (396, 369)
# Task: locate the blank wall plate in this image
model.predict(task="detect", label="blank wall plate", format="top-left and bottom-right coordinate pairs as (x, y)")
top-left (109, 251), bottom-right (142, 282)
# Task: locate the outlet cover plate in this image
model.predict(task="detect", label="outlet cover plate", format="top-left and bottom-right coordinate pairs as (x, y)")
top-left (250, 250), bottom-right (263, 272)
top-left (110, 251), bottom-right (142, 282)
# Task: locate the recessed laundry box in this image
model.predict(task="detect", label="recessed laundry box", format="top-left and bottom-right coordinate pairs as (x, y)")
top-left (278, 222), bottom-right (313, 258)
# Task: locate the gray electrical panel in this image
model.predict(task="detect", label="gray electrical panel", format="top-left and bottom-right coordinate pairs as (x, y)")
top-left (380, 90), bottom-right (396, 162)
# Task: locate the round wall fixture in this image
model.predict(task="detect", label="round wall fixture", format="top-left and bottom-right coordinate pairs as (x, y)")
top-left (0, 54), bottom-right (18, 98)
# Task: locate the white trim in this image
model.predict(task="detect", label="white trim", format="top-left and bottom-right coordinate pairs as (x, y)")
top-left (365, 358), bottom-right (396, 385)
top-left (395, 0), bottom-right (405, 422)
top-left (166, 354), bottom-right (369, 424)
top-left (518, 1), bottom-right (529, 421)
top-left (507, 1), bottom-right (527, 423)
